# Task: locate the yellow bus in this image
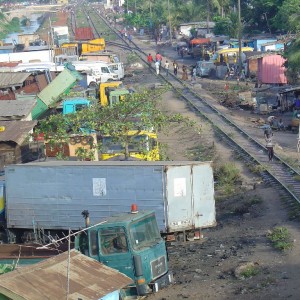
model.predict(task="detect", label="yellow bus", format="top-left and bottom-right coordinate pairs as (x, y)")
top-left (100, 130), bottom-right (159, 161)
top-left (212, 47), bottom-right (254, 65)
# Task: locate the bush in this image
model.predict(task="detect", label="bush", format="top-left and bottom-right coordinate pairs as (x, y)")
top-left (267, 227), bottom-right (293, 251)
top-left (239, 265), bottom-right (260, 278)
top-left (215, 162), bottom-right (240, 186)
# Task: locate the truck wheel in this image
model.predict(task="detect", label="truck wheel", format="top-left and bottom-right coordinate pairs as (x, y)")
top-left (69, 137), bottom-right (77, 145)
top-left (81, 136), bottom-right (93, 145)
top-left (75, 136), bottom-right (82, 144)
top-left (88, 82), bottom-right (97, 88)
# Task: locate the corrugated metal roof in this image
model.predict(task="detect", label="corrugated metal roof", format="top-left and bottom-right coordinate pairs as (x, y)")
top-left (0, 72), bottom-right (31, 88)
top-left (279, 86), bottom-right (300, 94)
top-left (0, 99), bottom-right (36, 120)
top-left (0, 249), bottom-right (133, 300)
top-left (0, 120), bottom-right (37, 144)
top-left (37, 68), bottom-right (81, 107)
top-left (75, 27), bottom-right (94, 40)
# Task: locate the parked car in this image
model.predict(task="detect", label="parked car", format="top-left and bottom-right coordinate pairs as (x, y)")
top-left (196, 61), bottom-right (216, 77)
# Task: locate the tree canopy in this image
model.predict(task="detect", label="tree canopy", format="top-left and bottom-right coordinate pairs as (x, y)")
top-left (36, 87), bottom-right (197, 161)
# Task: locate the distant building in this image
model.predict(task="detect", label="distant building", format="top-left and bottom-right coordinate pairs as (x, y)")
top-left (106, 0), bottom-right (125, 9)
top-left (179, 22), bottom-right (215, 38)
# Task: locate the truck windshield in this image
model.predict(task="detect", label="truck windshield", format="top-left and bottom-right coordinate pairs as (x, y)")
top-left (102, 135), bottom-right (150, 153)
top-left (129, 214), bottom-right (161, 250)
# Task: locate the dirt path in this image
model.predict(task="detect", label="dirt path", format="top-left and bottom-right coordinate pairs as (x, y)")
top-left (118, 31), bottom-right (300, 300)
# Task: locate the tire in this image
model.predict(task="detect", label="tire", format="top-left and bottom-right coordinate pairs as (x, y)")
top-left (75, 136), bottom-right (82, 144)
top-left (81, 136), bottom-right (93, 145)
top-left (69, 137), bottom-right (77, 145)
top-left (88, 82), bottom-right (97, 88)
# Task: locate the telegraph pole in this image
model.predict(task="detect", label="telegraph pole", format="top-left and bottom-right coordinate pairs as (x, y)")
top-left (238, 0), bottom-right (243, 73)
top-left (168, 0), bottom-right (172, 43)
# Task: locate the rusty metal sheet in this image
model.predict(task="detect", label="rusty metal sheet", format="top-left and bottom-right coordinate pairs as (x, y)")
top-left (75, 27), bottom-right (94, 41)
top-left (0, 250), bottom-right (133, 300)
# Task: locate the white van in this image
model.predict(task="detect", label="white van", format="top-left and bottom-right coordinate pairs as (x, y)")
top-left (74, 60), bottom-right (124, 80)
top-left (12, 61), bottom-right (119, 84)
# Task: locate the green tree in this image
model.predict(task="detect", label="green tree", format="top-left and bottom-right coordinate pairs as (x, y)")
top-left (242, 0), bottom-right (284, 34)
top-left (283, 36), bottom-right (300, 84)
top-left (36, 87), bottom-right (196, 161)
top-left (213, 13), bottom-right (240, 38)
top-left (274, 0), bottom-right (300, 32)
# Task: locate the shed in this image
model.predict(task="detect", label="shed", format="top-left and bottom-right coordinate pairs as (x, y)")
top-left (278, 86), bottom-right (300, 112)
top-left (17, 33), bottom-right (39, 47)
top-left (0, 99), bottom-right (36, 121)
top-left (0, 72), bottom-right (31, 89)
top-left (179, 22), bottom-right (215, 37)
top-left (0, 120), bottom-right (37, 170)
top-left (0, 249), bottom-right (133, 300)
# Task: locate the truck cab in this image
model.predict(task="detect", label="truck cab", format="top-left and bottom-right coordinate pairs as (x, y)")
top-left (100, 130), bottom-right (160, 161)
top-left (62, 98), bottom-right (90, 115)
top-left (99, 81), bottom-right (129, 107)
top-left (75, 208), bottom-right (173, 297)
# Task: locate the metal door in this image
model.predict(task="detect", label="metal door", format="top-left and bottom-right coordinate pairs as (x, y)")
top-left (166, 166), bottom-right (193, 232)
top-left (192, 164), bottom-right (216, 228)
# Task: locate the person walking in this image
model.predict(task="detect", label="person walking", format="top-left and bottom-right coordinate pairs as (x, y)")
top-left (164, 61), bottom-right (170, 76)
top-left (265, 134), bottom-right (274, 161)
top-left (155, 60), bottom-right (160, 75)
top-left (182, 65), bottom-right (188, 80)
top-left (147, 53), bottom-right (153, 68)
top-left (155, 52), bottom-right (162, 71)
top-left (191, 67), bottom-right (196, 83)
top-left (173, 61), bottom-right (178, 76)
top-left (155, 52), bottom-right (162, 64)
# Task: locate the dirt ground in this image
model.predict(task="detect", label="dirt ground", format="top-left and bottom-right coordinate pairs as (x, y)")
top-left (120, 36), bottom-right (300, 300)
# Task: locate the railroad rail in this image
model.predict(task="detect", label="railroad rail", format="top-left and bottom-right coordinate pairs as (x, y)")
top-left (82, 5), bottom-right (300, 217)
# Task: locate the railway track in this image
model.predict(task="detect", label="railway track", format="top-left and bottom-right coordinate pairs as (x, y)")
top-left (82, 5), bottom-right (300, 218)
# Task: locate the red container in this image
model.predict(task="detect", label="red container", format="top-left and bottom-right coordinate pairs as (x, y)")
top-left (75, 27), bottom-right (94, 41)
top-left (258, 54), bottom-right (287, 84)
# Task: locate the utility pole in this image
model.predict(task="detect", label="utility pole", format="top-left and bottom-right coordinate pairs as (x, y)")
top-left (238, 0), bottom-right (243, 73)
top-left (168, 0), bottom-right (172, 44)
